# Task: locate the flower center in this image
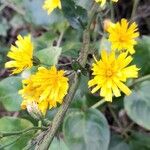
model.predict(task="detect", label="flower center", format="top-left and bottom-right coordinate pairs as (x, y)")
top-left (119, 35), bottom-right (126, 43)
top-left (106, 70), bottom-right (113, 77)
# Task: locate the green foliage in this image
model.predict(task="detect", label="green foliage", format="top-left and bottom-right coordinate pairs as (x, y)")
top-left (134, 36), bottom-right (150, 76)
top-left (0, 117), bottom-right (33, 150)
top-left (73, 0), bottom-right (93, 10)
top-left (35, 46), bottom-right (62, 66)
top-left (61, 0), bottom-right (88, 29)
top-left (24, 0), bottom-right (64, 26)
top-left (124, 81), bottom-right (150, 130)
top-left (129, 132), bottom-right (150, 150)
top-left (63, 109), bottom-right (110, 150)
top-left (108, 133), bottom-right (129, 150)
top-left (50, 138), bottom-right (69, 150)
top-left (0, 76), bottom-right (22, 111)
top-left (0, 0), bottom-right (150, 149)
top-left (34, 32), bottom-right (58, 51)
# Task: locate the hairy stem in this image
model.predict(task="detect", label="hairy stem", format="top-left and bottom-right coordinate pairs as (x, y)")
top-left (33, 3), bottom-right (99, 149)
top-left (129, 74), bottom-right (150, 87)
top-left (91, 99), bottom-right (105, 109)
top-left (56, 30), bottom-right (65, 47)
top-left (131, 0), bottom-right (140, 20)
top-left (110, 0), bottom-right (115, 21)
top-left (108, 105), bottom-right (129, 139)
top-left (0, 127), bottom-right (46, 138)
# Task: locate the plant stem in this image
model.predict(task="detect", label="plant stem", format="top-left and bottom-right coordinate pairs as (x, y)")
top-left (131, 0), bottom-right (140, 20)
top-left (87, 3), bottom-right (99, 29)
top-left (110, 0), bottom-right (115, 21)
top-left (56, 30), bottom-right (65, 47)
top-left (33, 3), bottom-right (99, 149)
top-left (122, 122), bottom-right (134, 136)
top-left (108, 105), bottom-right (129, 139)
top-left (129, 74), bottom-right (150, 87)
top-left (0, 135), bottom-right (21, 149)
top-left (0, 127), bottom-right (47, 138)
top-left (91, 99), bottom-right (105, 109)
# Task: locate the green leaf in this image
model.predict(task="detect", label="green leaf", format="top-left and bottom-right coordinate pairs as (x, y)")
top-left (73, 0), bottom-right (93, 10)
top-left (35, 47), bottom-right (62, 66)
top-left (108, 133), bottom-right (129, 150)
top-left (71, 75), bottom-right (89, 109)
top-left (34, 32), bottom-right (57, 51)
top-left (62, 41), bottom-right (81, 58)
top-left (129, 132), bottom-right (150, 150)
top-left (63, 109), bottom-right (110, 150)
top-left (134, 36), bottom-right (150, 76)
top-left (0, 117), bottom-right (33, 150)
top-left (124, 81), bottom-right (150, 130)
top-left (24, 0), bottom-right (64, 26)
top-left (61, 28), bottom-right (82, 58)
top-left (61, 0), bottom-right (88, 29)
top-left (0, 76), bottom-right (22, 111)
top-left (49, 138), bottom-right (69, 150)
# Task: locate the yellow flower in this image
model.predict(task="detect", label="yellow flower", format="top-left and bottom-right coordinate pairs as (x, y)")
top-left (43, 0), bottom-right (61, 15)
top-left (5, 35), bottom-right (33, 74)
top-left (95, 0), bottom-right (118, 7)
top-left (108, 19), bottom-right (139, 54)
top-left (88, 50), bottom-right (139, 102)
top-left (19, 66), bottom-right (69, 115)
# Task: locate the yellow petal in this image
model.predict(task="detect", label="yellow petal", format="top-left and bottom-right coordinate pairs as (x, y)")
top-left (112, 83), bottom-right (121, 97)
top-left (105, 88), bottom-right (112, 102)
top-left (114, 78), bottom-right (131, 95)
top-left (91, 85), bottom-right (100, 93)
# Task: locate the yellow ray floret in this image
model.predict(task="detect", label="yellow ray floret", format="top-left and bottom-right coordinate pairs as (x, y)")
top-left (43, 0), bottom-right (61, 15)
top-left (95, 0), bottom-right (118, 7)
top-left (5, 35), bottom-right (33, 74)
top-left (19, 66), bottom-right (69, 115)
top-left (107, 19), bottom-right (139, 54)
top-left (88, 50), bottom-right (139, 102)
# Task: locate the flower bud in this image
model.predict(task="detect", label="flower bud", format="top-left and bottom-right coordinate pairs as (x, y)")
top-left (103, 19), bottom-right (114, 32)
top-left (22, 101), bottom-right (42, 120)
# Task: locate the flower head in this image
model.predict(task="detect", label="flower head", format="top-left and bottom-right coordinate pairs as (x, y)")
top-left (95, 0), bottom-right (118, 7)
top-left (88, 50), bottom-right (139, 102)
top-left (5, 35), bottom-right (33, 74)
top-left (108, 19), bottom-right (139, 54)
top-left (43, 0), bottom-right (61, 15)
top-left (19, 66), bottom-right (69, 115)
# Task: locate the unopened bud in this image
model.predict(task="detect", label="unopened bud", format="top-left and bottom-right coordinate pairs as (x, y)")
top-left (28, 102), bottom-right (42, 119)
top-left (103, 19), bottom-right (114, 32)
top-left (22, 101), bottom-right (42, 120)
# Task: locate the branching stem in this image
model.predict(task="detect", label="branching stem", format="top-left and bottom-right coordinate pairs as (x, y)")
top-left (0, 127), bottom-right (47, 138)
top-left (33, 3), bottom-right (99, 150)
